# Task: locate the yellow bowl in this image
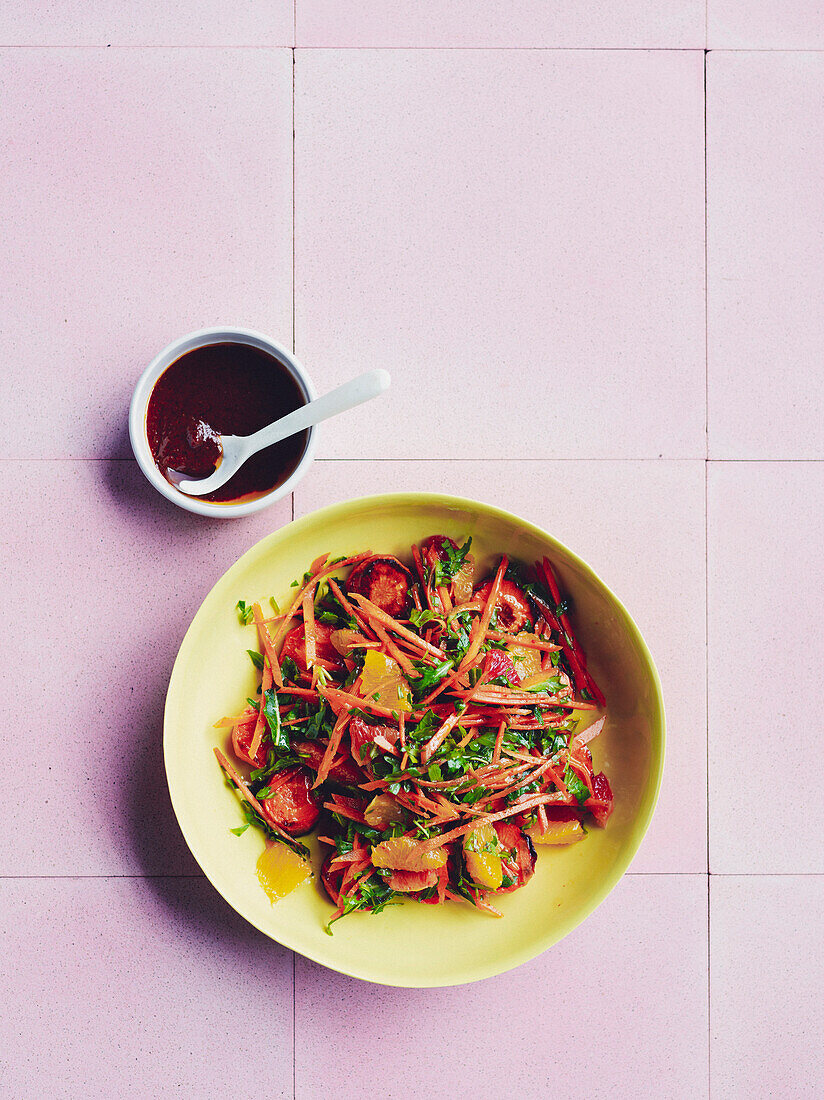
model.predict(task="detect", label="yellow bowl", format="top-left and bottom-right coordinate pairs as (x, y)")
top-left (164, 493), bottom-right (665, 986)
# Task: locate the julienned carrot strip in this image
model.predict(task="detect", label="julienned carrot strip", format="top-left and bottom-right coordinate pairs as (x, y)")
top-left (276, 685), bottom-right (320, 699)
top-left (486, 630), bottom-right (561, 651)
top-left (437, 586), bottom-right (453, 613)
top-left (470, 893), bottom-right (503, 918)
top-left (465, 690), bottom-right (594, 710)
top-left (319, 684), bottom-right (405, 721)
top-left (411, 543), bottom-right (433, 612)
top-left (214, 748), bottom-right (295, 844)
top-left (213, 706), bottom-right (257, 728)
top-left (348, 593), bottom-right (447, 659)
top-left (302, 591), bottom-right (317, 681)
top-left (327, 578), bottom-right (377, 644)
top-left (323, 797), bottom-right (366, 825)
top-left (456, 725), bottom-right (476, 750)
top-left (458, 555), bottom-right (508, 673)
top-left (368, 617), bottom-right (417, 677)
top-left (270, 552), bottom-right (372, 651)
top-left (248, 660), bottom-right (273, 763)
top-left (253, 603), bottom-right (283, 689)
top-left (313, 710), bottom-right (350, 789)
top-left (489, 756), bottom-right (561, 801)
top-left (330, 850), bottom-right (371, 866)
top-left (420, 710), bottom-right (464, 764)
top-left (416, 793), bottom-right (566, 853)
top-left (491, 720), bottom-right (507, 765)
top-left (571, 715), bottom-right (606, 751)
top-left (310, 552), bottom-right (330, 575)
top-left (398, 712), bottom-right (406, 752)
top-left (538, 558), bottom-right (606, 707)
top-left (436, 864), bottom-right (448, 904)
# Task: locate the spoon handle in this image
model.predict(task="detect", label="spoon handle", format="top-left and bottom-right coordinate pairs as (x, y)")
top-left (244, 369), bottom-right (391, 453)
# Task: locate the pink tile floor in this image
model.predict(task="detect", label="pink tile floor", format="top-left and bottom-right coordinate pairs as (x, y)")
top-left (2, 11), bottom-right (823, 1099)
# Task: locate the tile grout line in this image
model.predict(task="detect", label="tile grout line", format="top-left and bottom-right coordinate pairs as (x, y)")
top-left (5, 456), bottom-right (824, 464)
top-left (4, 871), bottom-right (820, 880)
top-left (1, 45), bottom-right (824, 53)
top-left (291, 38), bottom-right (298, 1100)
top-left (704, 47), bottom-right (712, 1100)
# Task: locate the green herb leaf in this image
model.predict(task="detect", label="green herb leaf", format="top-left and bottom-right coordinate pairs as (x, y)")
top-left (236, 600), bottom-right (254, 625)
top-left (269, 596), bottom-right (280, 613)
top-left (563, 764), bottom-right (590, 805)
top-left (410, 658), bottom-right (453, 701)
top-left (431, 537), bottom-right (472, 587)
top-left (409, 709), bottom-right (439, 742)
top-left (263, 687), bottom-right (288, 750)
top-left (280, 656), bottom-right (300, 684)
top-left (409, 608), bottom-right (440, 629)
top-left (229, 824), bottom-right (250, 836)
top-left (247, 649), bottom-right (265, 670)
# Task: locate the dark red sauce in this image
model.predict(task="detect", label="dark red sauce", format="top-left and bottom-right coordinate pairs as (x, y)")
top-left (146, 342), bottom-right (308, 504)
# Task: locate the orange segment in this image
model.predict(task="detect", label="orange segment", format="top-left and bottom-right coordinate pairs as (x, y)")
top-left (463, 821), bottom-right (503, 889)
top-left (256, 842), bottom-right (311, 903)
top-left (508, 634), bottom-right (542, 679)
top-left (527, 819), bottom-right (585, 845)
top-left (359, 650), bottom-right (413, 713)
top-left (371, 836), bottom-right (448, 871)
top-left (364, 793), bottom-right (406, 830)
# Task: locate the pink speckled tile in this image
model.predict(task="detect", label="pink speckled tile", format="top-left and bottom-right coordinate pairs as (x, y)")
top-left (709, 2), bottom-right (824, 47)
top-left (297, 1), bottom-right (703, 47)
top-left (295, 458), bottom-right (707, 873)
top-left (0, 1), bottom-right (293, 45)
top-left (0, 461), bottom-right (291, 875)
top-left (708, 53), bottom-right (824, 458)
top-left (0, 877), bottom-right (293, 1096)
top-left (711, 876), bottom-right (824, 1098)
top-left (708, 462), bottom-right (824, 873)
top-left (295, 50), bottom-right (706, 461)
top-left (295, 874), bottom-right (708, 1092)
top-left (0, 48), bottom-right (293, 459)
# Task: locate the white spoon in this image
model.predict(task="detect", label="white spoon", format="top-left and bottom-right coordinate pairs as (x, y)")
top-left (170, 368), bottom-right (390, 496)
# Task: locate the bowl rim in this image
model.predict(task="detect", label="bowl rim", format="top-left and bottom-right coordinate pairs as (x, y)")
top-left (164, 491), bottom-right (666, 985)
top-left (128, 326), bottom-right (319, 518)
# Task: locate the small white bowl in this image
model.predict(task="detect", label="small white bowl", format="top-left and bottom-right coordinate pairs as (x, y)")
top-left (129, 327), bottom-right (318, 518)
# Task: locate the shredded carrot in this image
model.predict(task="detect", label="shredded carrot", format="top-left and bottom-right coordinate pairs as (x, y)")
top-left (459, 555), bottom-right (508, 672)
top-left (486, 629), bottom-right (561, 651)
top-left (437, 585), bottom-right (453, 613)
top-left (312, 711), bottom-right (350, 789)
top-left (411, 543), bottom-right (433, 611)
top-left (348, 593), bottom-right (447, 658)
top-left (248, 660), bottom-right (273, 764)
top-left (213, 705), bottom-right (257, 728)
top-left (214, 747), bottom-right (294, 844)
top-left (319, 684), bottom-right (405, 721)
top-left (270, 552), bottom-right (372, 652)
top-left (421, 710), bottom-right (464, 764)
top-left (470, 893), bottom-right (503, 918)
top-left (302, 591), bottom-right (317, 683)
top-left (492, 719), bottom-right (506, 765)
top-left (253, 602), bottom-right (283, 689)
top-left (571, 715), bottom-right (606, 751)
top-left (368, 617), bottom-right (417, 677)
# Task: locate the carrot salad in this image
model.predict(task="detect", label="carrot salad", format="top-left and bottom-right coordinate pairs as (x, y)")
top-left (215, 538), bottom-right (612, 932)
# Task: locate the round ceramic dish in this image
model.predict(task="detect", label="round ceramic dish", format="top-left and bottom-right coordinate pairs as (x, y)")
top-left (164, 494), bottom-right (665, 986)
top-left (129, 327), bottom-right (318, 518)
